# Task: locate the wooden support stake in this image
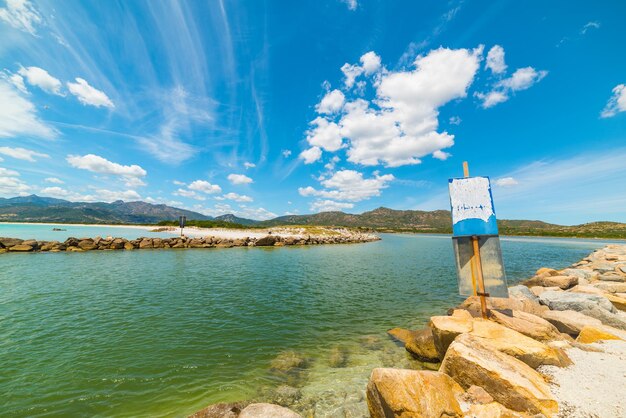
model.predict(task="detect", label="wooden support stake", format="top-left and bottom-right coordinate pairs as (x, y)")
top-left (463, 161), bottom-right (489, 319)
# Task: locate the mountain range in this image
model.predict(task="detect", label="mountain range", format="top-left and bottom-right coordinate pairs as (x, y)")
top-left (1, 195), bottom-right (625, 238)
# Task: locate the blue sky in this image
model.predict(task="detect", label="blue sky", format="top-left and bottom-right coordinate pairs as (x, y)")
top-left (1, 0), bottom-right (625, 224)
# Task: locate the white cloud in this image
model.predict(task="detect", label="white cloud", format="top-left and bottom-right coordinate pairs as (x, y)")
top-left (94, 189), bottom-right (141, 202)
top-left (7, 73), bottom-right (27, 93)
top-left (0, 0), bottom-right (41, 35)
top-left (600, 84), bottom-right (626, 118)
top-left (0, 167), bottom-right (30, 196)
top-left (304, 117), bottom-right (343, 152)
top-left (299, 146), bottom-right (322, 164)
top-left (67, 77), bottom-right (114, 108)
top-left (341, 63), bottom-right (364, 89)
top-left (38, 186), bottom-right (140, 202)
top-left (227, 173), bottom-right (253, 185)
top-left (188, 180), bottom-right (222, 194)
top-left (174, 188), bottom-right (205, 201)
top-left (485, 45), bottom-right (507, 74)
top-left (195, 202), bottom-right (277, 220)
top-left (66, 154), bottom-right (147, 187)
top-left (299, 169), bottom-right (394, 202)
top-left (244, 162), bottom-right (256, 169)
top-left (342, 0), bottom-right (357, 11)
top-left (316, 89), bottom-right (345, 114)
top-left (581, 21), bottom-right (600, 35)
top-left (432, 150), bottom-right (451, 160)
top-left (310, 200), bottom-right (354, 212)
top-left (477, 66), bottom-right (547, 109)
top-left (495, 177), bottom-right (519, 187)
top-left (360, 51), bottom-right (381, 74)
top-left (44, 177), bottom-right (64, 184)
top-left (0, 81), bottom-right (57, 139)
top-left (18, 66), bottom-right (63, 95)
top-left (217, 192), bottom-right (253, 203)
top-left (282, 149), bottom-right (292, 158)
top-left (449, 116), bottom-right (462, 125)
top-left (0, 146), bottom-right (49, 162)
top-left (172, 180), bottom-right (186, 186)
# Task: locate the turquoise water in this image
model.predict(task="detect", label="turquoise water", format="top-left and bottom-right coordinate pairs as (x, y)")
top-left (0, 234), bottom-right (615, 417)
top-left (0, 223), bottom-right (173, 241)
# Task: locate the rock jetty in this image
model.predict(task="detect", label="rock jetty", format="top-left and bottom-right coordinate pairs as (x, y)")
top-left (0, 232), bottom-right (379, 254)
top-left (367, 244), bottom-right (626, 417)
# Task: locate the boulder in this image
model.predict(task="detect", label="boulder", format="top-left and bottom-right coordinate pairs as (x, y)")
top-left (560, 268), bottom-right (598, 281)
top-left (8, 244), bottom-right (33, 252)
top-left (139, 238), bottom-right (153, 249)
top-left (238, 403), bottom-right (301, 418)
top-left (22, 239), bottom-right (39, 249)
top-left (110, 238), bottom-right (126, 249)
top-left (530, 286), bottom-right (561, 297)
top-left (507, 285), bottom-right (538, 302)
top-left (328, 346), bottom-right (349, 368)
top-left (188, 401), bottom-right (247, 418)
top-left (458, 297), bottom-right (547, 317)
top-left (570, 285), bottom-right (626, 311)
top-left (538, 290), bottom-right (616, 313)
top-left (593, 282), bottom-right (626, 294)
top-left (576, 325), bottom-right (623, 344)
top-left (387, 328), bottom-right (413, 344)
top-left (536, 267), bottom-right (559, 277)
top-left (464, 402), bottom-right (533, 418)
top-left (440, 334), bottom-right (558, 416)
top-left (539, 309), bottom-right (603, 337)
top-left (152, 238), bottom-right (164, 248)
top-left (463, 385), bottom-right (494, 405)
top-left (522, 275), bottom-right (578, 290)
top-left (489, 309), bottom-right (563, 342)
top-left (255, 236), bottom-right (277, 246)
top-left (469, 319), bottom-right (570, 368)
top-left (366, 368), bottom-right (464, 418)
top-left (0, 237), bottom-right (23, 247)
top-left (124, 242), bottom-right (134, 250)
top-left (78, 239), bottom-right (97, 251)
top-left (429, 315), bottom-right (473, 360)
top-left (598, 273), bottom-right (626, 282)
top-left (405, 328), bottom-right (439, 363)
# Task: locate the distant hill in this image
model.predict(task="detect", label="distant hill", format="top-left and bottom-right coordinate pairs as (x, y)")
top-left (1, 196), bottom-right (625, 238)
top-left (0, 195), bottom-right (211, 224)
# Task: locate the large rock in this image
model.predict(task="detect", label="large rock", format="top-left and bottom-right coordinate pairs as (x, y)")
top-left (405, 328), bottom-right (439, 363)
top-left (522, 275), bottom-right (578, 290)
top-left (508, 285), bottom-right (539, 302)
top-left (139, 238), bottom-right (153, 249)
top-left (238, 403), bottom-right (301, 418)
top-left (539, 309), bottom-right (603, 336)
top-left (570, 285), bottom-right (626, 311)
top-left (464, 402), bottom-right (533, 418)
top-left (597, 273), bottom-right (626, 282)
top-left (440, 334), bottom-right (558, 416)
top-left (538, 290), bottom-right (616, 313)
top-left (78, 239), bottom-right (97, 251)
top-left (8, 244), bottom-right (34, 252)
top-left (536, 267), bottom-right (559, 277)
top-left (366, 368), bottom-right (464, 418)
top-left (489, 309), bottom-right (563, 342)
top-left (593, 281), bottom-right (626, 294)
top-left (0, 237), bottom-right (23, 247)
top-left (429, 315), bottom-right (473, 360)
top-left (576, 325), bottom-right (623, 344)
top-left (561, 268), bottom-right (598, 281)
top-left (469, 319), bottom-right (570, 368)
top-left (255, 236), bottom-right (277, 246)
top-left (188, 402), bottom-right (247, 418)
top-left (458, 297), bottom-right (547, 317)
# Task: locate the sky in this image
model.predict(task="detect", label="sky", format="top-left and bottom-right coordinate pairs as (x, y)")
top-left (1, 0), bottom-right (625, 224)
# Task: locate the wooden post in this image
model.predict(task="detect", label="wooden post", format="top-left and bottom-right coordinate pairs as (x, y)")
top-left (463, 162), bottom-right (489, 319)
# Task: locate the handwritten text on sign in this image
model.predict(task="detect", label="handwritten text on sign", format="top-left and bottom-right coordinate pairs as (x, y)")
top-left (448, 177), bottom-right (494, 225)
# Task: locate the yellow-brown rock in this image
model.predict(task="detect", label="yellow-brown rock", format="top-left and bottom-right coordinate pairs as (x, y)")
top-left (489, 310), bottom-right (563, 342)
top-left (576, 325), bottom-right (623, 344)
top-left (405, 328), bottom-right (439, 363)
top-left (458, 297), bottom-right (547, 317)
top-left (429, 315), bottom-right (473, 360)
top-left (440, 334), bottom-right (558, 416)
top-left (464, 402), bottom-right (533, 418)
top-left (366, 368), bottom-right (464, 418)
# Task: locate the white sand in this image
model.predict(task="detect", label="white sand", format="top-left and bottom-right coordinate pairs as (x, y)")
top-left (172, 227), bottom-right (286, 239)
top-left (539, 340), bottom-right (626, 418)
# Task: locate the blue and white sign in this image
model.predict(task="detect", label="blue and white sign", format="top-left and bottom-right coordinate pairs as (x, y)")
top-left (448, 176), bottom-right (498, 237)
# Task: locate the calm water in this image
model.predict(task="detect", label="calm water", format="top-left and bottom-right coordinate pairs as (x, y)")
top-left (0, 223), bottom-right (174, 241)
top-left (0, 233), bottom-right (616, 417)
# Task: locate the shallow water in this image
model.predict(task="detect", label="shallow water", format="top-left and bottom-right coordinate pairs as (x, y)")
top-left (0, 233), bottom-right (615, 417)
top-left (0, 222), bottom-right (173, 241)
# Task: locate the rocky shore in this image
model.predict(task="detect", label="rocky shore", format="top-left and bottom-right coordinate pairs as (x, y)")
top-left (0, 231), bottom-right (380, 253)
top-left (189, 244), bottom-right (626, 417)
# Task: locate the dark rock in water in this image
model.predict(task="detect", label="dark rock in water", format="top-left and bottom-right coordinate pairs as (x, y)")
top-left (188, 401), bottom-right (248, 418)
top-left (264, 385), bottom-right (302, 407)
top-left (64, 237), bottom-right (79, 247)
top-left (328, 346), bottom-right (349, 368)
top-left (359, 334), bottom-right (384, 350)
top-left (78, 239), bottom-right (97, 251)
top-left (270, 351), bottom-right (309, 386)
top-left (255, 236), bottom-right (277, 246)
top-left (405, 328), bottom-right (439, 363)
top-left (52, 228), bottom-right (66, 231)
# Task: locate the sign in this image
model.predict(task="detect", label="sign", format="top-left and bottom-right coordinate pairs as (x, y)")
top-left (179, 215), bottom-right (186, 229)
top-left (448, 176), bottom-right (498, 237)
top-left (452, 236), bottom-right (509, 298)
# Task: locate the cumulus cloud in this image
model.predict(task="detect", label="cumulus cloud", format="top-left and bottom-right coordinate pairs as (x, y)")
top-left (0, 0), bottom-right (42, 35)
top-left (216, 192), bottom-right (253, 203)
top-left (188, 180), bottom-right (222, 194)
top-left (227, 173), bottom-right (253, 185)
top-left (66, 154), bottom-right (147, 187)
top-left (305, 117), bottom-right (343, 152)
top-left (449, 116), bottom-right (462, 125)
top-left (495, 177), bottom-right (519, 187)
top-left (174, 188), bottom-right (205, 200)
top-left (485, 45), bottom-right (507, 74)
top-left (316, 89), bottom-right (345, 114)
top-left (44, 177), bottom-right (64, 184)
top-left (600, 84), bottom-right (626, 118)
top-left (475, 90), bottom-right (508, 108)
top-left (477, 62), bottom-right (547, 108)
top-left (67, 77), bottom-right (114, 108)
top-left (310, 200), bottom-right (354, 212)
top-left (432, 150), bottom-right (451, 160)
top-left (18, 66), bottom-right (63, 95)
top-left (40, 186), bottom-right (141, 202)
top-left (299, 146), bottom-right (322, 164)
top-left (0, 146), bottom-right (49, 162)
top-left (0, 167), bottom-right (30, 196)
top-left (360, 51), bottom-right (381, 75)
top-left (244, 162), bottom-right (256, 169)
top-left (299, 169), bottom-right (394, 202)
top-left (339, 51), bottom-right (381, 89)
top-left (340, 63), bottom-right (364, 89)
top-left (0, 81), bottom-right (57, 139)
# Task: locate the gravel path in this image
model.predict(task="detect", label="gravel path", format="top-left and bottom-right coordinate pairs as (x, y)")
top-left (539, 340), bottom-right (626, 418)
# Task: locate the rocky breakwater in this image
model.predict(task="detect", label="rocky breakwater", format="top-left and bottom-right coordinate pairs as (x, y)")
top-left (0, 232), bottom-right (380, 254)
top-left (369, 244), bottom-right (626, 418)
